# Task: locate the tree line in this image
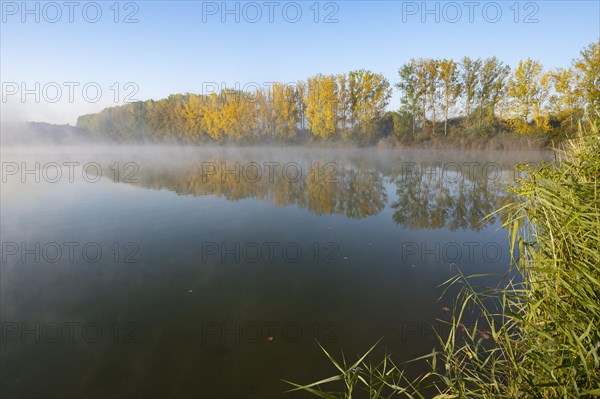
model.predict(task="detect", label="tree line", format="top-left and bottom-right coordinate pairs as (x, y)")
top-left (76, 40), bottom-right (599, 144)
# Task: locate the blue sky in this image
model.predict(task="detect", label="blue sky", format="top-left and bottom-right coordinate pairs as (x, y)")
top-left (1, 0), bottom-right (599, 124)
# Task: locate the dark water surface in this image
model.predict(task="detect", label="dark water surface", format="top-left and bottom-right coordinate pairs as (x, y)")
top-left (0, 145), bottom-right (551, 398)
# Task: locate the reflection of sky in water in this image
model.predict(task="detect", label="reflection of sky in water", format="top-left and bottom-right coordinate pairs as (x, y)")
top-left (1, 146), bottom-right (551, 399)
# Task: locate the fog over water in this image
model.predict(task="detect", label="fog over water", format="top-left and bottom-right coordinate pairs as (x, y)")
top-left (1, 141), bottom-right (552, 398)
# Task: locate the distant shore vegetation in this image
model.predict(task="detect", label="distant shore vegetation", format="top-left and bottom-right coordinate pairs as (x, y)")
top-left (72, 40), bottom-right (599, 147)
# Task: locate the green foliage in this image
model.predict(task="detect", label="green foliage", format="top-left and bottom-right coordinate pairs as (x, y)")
top-left (393, 41), bottom-right (595, 139)
top-left (574, 40), bottom-right (600, 116)
top-left (348, 69), bottom-right (392, 137)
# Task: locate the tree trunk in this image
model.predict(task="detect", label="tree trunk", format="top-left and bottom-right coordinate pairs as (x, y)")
top-left (444, 102), bottom-right (448, 136)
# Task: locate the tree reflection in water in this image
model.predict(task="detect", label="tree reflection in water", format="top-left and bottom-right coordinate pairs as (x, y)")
top-left (391, 163), bottom-right (506, 231)
top-left (104, 153), bottom-right (520, 228)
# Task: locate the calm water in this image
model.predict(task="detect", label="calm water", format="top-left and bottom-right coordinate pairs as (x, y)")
top-left (1, 145), bottom-right (551, 398)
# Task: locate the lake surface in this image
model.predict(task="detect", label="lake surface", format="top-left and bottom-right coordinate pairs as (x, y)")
top-left (0, 145), bottom-right (551, 398)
